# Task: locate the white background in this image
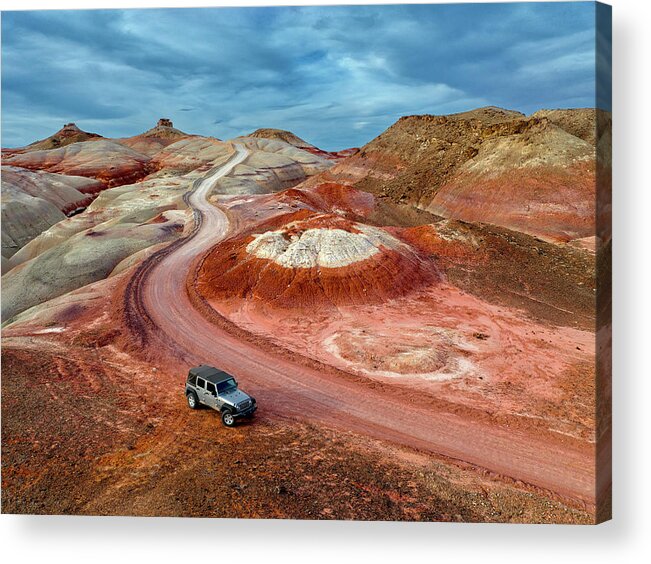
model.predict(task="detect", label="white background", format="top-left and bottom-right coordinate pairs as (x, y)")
top-left (0, 0), bottom-right (649, 562)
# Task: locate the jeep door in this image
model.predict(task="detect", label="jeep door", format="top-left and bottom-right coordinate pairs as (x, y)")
top-left (204, 381), bottom-right (219, 410)
top-left (195, 377), bottom-right (211, 406)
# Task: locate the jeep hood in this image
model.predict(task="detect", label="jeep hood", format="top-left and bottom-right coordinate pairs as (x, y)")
top-left (221, 389), bottom-right (251, 406)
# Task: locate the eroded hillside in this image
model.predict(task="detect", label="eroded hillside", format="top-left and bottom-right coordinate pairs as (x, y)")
top-left (306, 106), bottom-right (609, 243)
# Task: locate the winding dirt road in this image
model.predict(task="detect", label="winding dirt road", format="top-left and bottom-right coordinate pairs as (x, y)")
top-left (131, 143), bottom-right (595, 507)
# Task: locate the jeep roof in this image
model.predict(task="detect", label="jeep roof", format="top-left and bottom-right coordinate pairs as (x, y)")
top-left (188, 365), bottom-right (235, 385)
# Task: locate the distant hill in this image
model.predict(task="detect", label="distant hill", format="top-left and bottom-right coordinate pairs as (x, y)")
top-left (25, 122), bottom-right (102, 151)
top-left (247, 128), bottom-right (315, 150)
top-left (247, 127), bottom-right (357, 160)
top-left (117, 118), bottom-right (192, 156)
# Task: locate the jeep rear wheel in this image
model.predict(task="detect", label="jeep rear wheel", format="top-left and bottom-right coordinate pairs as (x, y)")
top-left (187, 392), bottom-right (199, 409)
top-left (221, 410), bottom-right (235, 427)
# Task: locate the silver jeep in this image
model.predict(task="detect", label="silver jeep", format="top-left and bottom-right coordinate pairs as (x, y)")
top-left (185, 365), bottom-right (257, 427)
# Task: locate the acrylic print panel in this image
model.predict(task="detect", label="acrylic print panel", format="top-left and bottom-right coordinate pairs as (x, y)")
top-left (0, 1), bottom-right (611, 523)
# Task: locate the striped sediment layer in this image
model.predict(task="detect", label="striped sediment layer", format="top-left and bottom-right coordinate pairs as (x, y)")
top-left (197, 212), bottom-right (439, 309)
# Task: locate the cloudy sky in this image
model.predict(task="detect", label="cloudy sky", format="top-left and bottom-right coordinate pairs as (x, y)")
top-left (2, 2), bottom-right (606, 150)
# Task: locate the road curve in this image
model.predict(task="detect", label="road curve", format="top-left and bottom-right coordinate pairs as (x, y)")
top-left (136, 143), bottom-right (596, 506)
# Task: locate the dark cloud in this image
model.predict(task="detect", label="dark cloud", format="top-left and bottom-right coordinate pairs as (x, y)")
top-left (1, 3), bottom-right (602, 150)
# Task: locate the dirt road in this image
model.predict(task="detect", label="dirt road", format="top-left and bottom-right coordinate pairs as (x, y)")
top-left (130, 143), bottom-right (595, 506)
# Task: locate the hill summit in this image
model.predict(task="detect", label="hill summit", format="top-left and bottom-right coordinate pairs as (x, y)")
top-left (139, 118), bottom-right (188, 139)
top-left (26, 122), bottom-right (102, 151)
top-left (247, 128), bottom-right (315, 150)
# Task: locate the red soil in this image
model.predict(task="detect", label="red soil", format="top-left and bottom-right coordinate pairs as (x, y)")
top-left (0, 330), bottom-right (591, 522)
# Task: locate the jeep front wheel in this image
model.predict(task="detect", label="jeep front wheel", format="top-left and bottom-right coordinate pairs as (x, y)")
top-left (221, 410), bottom-right (235, 427)
top-left (187, 392), bottom-right (199, 409)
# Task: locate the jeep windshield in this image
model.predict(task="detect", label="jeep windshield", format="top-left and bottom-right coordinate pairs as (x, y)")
top-left (217, 378), bottom-right (237, 394)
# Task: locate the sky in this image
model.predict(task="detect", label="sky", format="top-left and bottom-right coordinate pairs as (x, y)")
top-left (1, 2), bottom-right (608, 151)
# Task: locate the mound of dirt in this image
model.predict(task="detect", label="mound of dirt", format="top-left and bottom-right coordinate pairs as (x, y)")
top-left (1, 219), bottom-right (183, 322)
top-left (239, 137), bottom-right (331, 174)
top-left (1, 165), bottom-right (101, 208)
top-left (301, 182), bottom-right (441, 227)
top-left (397, 219), bottom-right (596, 330)
top-left (197, 211), bottom-right (438, 309)
top-left (6, 172), bottom-right (193, 268)
top-left (1, 165), bottom-right (202, 319)
top-left (1, 134), bottom-right (333, 319)
top-left (1, 187), bottom-right (65, 265)
top-left (204, 138), bottom-right (332, 195)
top-left (216, 140), bottom-right (327, 194)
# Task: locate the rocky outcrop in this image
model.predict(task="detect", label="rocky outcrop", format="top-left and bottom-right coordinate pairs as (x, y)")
top-left (530, 108), bottom-right (609, 145)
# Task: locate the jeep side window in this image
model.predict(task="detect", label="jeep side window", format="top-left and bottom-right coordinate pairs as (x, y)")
top-left (188, 373), bottom-right (197, 385)
top-left (206, 382), bottom-right (217, 395)
top-left (196, 378), bottom-right (206, 389)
